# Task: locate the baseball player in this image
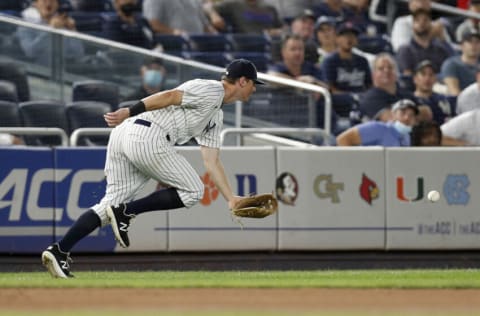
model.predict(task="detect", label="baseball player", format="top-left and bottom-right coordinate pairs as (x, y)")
top-left (41, 59), bottom-right (264, 278)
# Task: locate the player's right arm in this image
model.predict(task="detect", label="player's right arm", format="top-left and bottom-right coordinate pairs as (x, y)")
top-left (104, 89), bottom-right (183, 127)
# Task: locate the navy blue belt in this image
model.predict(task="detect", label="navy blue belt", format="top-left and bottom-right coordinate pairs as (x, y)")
top-left (134, 118), bottom-right (151, 127)
top-left (134, 118), bottom-right (170, 141)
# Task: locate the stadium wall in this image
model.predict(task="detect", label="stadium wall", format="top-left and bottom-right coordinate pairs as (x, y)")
top-left (0, 146), bottom-right (479, 254)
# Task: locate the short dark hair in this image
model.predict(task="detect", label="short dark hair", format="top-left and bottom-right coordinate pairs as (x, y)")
top-left (280, 33), bottom-right (304, 49)
top-left (411, 121), bottom-right (442, 146)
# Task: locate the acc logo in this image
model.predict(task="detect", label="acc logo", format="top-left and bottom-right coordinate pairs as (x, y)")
top-left (200, 173), bottom-right (219, 206)
top-left (359, 173), bottom-right (379, 205)
top-left (275, 172), bottom-right (298, 205)
top-left (313, 174), bottom-right (344, 203)
top-left (443, 174), bottom-right (470, 205)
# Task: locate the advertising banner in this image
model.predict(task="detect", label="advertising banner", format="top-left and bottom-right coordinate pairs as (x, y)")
top-left (276, 147), bottom-right (385, 250)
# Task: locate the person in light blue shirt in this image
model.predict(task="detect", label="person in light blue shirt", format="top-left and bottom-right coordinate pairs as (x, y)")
top-left (336, 99), bottom-right (419, 146)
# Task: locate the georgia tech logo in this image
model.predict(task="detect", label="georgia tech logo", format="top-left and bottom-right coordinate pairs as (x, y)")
top-left (359, 173), bottom-right (379, 205)
top-left (275, 172), bottom-right (299, 205)
top-left (313, 174), bottom-right (344, 203)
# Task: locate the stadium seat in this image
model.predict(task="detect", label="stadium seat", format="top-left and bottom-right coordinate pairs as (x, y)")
top-left (71, 0), bottom-right (113, 11)
top-left (0, 61), bottom-right (30, 102)
top-left (154, 35), bottom-right (191, 55)
top-left (185, 52), bottom-right (232, 67)
top-left (69, 11), bottom-right (104, 36)
top-left (72, 80), bottom-right (120, 110)
top-left (230, 52), bottom-right (271, 72)
top-left (19, 101), bottom-right (68, 146)
top-left (357, 34), bottom-right (393, 55)
top-left (0, 101), bottom-right (21, 127)
top-left (188, 34), bottom-right (233, 52)
top-left (228, 33), bottom-right (271, 53)
top-left (66, 101), bottom-right (112, 146)
top-left (0, 80), bottom-right (18, 102)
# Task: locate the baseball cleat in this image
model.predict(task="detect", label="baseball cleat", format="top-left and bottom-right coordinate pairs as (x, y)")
top-left (107, 204), bottom-right (135, 248)
top-left (41, 243), bottom-right (74, 279)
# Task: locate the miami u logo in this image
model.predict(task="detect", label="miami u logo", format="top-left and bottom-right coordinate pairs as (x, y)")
top-left (397, 177), bottom-right (424, 202)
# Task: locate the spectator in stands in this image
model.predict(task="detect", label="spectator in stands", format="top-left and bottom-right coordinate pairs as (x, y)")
top-left (0, 133), bottom-right (24, 146)
top-left (441, 109), bottom-right (480, 145)
top-left (101, 0), bottom-right (153, 49)
top-left (123, 58), bottom-right (166, 101)
top-left (342, 0), bottom-right (380, 35)
top-left (17, 0), bottom-right (85, 66)
top-left (263, 0), bottom-right (324, 21)
top-left (441, 29), bottom-right (480, 96)
top-left (289, 9), bottom-right (318, 64)
top-left (391, 0), bottom-right (451, 52)
top-left (267, 33), bottom-right (324, 86)
top-left (413, 60), bottom-right (454, 124)
top-left (358, 53), bottom-right (414, 121)
top-left (336, 99), bottom-right (419, 146)
top-left (321, 22), bottom-right (372, 94)
top-left (396, 9), bottom-right (452, 77)
top-left (455, 0), bottom-right (480, 43)
top-left (214, 0), bottom-right (284, 36)
top-left (314, 15), bottom-right (337, 65)
top-left (456, 65), bottom-right (480, 114)
top-left (410, 121), bottom-right (442, 146)
top-left (142, 0), bottom-right (219, 35)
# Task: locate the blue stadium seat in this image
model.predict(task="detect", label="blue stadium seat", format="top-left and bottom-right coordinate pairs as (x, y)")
top-left (72, 80), bottom-right (120, 110)
top-left (231, 52), bottom-right (271, 72)
top-left (357, 34), bottom-right (393, 54)
top-left (228, 33), bottom-right (271, 53)
top-left (66, 101), bottom-right (112, 146)
top-left (188, 34), bottom-right (233, 52)
top-left (0, 80), bottom-right (18, 102)
top-left (185, 52), bottom-right (233, 67)
top-left (69, 11), bottom-right (104, 36)
top-left (0, 61), bottom-right (30, 102)
top-left (19, 101), bottom-right (68, 146)
top-left (154, 35), bottom-right (191, 55)
top-left (0, 101), bottom-right (21, 127)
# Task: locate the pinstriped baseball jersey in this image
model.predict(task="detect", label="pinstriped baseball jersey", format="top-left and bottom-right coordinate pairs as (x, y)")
top-left (91, 79), bottom-right (226, 225)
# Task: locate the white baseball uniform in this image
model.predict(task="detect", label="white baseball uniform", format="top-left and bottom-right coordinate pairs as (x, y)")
top-left (92, 79), bottom-right (225, 226)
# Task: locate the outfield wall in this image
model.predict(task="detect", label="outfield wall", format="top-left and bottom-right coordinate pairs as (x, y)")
top-left (0, 147), bottom-right (479, 254)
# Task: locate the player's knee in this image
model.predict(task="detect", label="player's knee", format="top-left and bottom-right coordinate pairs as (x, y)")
top-left (181, 182), bottom-right (204, 208)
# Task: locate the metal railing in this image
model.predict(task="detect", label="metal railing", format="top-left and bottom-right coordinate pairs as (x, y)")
top-left (69, 128), bottom-right (112, 146)
top-left (0, 127), bottom-right (69, 146)
top-left (0, 14), bottom-right (332, 142)
top-left (220, 128), bottom-right (329, 146)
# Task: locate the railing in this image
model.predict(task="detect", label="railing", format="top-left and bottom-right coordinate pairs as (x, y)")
top-left (0, 127), bottom-right (69, 146)
top-left (69, 128), bottom-right (112, 146)
top-left (0, 14), bottom-right (332, 140)
top-left (220, 128), bottom-right (330, 146)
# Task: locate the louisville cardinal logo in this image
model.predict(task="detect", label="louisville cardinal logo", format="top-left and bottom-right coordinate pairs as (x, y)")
top-left (359, 173), bottom-right (379, 205)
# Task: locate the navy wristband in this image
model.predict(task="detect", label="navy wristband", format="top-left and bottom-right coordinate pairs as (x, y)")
top-left (129, 100), bottom-right (146, 117)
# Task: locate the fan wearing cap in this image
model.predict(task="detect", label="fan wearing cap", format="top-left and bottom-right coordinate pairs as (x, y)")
top-left (440, 28), bottom-right (480, 96)
top-left (40, 59), bottom-right (265, 278)
top-left (287, 9), bottom-right (319, 64)
top-left (413, 60), bottom-right (454, 124)
top-left (336, 99), bottom-right (419, 146)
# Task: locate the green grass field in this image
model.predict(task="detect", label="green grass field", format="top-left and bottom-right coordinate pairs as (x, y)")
top-left (1, 269), bottom-right (480, 288)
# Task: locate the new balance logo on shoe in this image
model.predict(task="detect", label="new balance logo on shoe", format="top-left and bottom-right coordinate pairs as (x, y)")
top-left (41, 243), bottom-right (74, 279)
top-left (107, 204), bottom-right (135, 248)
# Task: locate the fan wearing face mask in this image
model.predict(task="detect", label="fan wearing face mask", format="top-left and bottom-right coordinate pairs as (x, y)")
top-left (101, 0), bottom-right (153, 49)
top-left (336, 99), bottom-right (419, 146)
top-left (124, 58), bottom-right (166, 101)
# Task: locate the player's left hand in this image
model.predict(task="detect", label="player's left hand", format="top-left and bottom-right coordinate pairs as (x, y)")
top-left (104, 108), bottom-right (130, 127)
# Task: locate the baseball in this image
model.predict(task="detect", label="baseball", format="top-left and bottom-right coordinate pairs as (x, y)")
top-left (427, 190), bottom-right (440, 202)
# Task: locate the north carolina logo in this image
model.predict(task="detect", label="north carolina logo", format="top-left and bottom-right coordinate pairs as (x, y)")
top-left (359, 173), bottom-right (379, 205)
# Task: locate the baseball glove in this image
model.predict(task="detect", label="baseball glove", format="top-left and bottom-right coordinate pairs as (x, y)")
top-left (231, 193), bottom-right (278, 218)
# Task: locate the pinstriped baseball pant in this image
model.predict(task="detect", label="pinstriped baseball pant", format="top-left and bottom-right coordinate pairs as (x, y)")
top-left (92, 118), bottom-right (204, 226)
